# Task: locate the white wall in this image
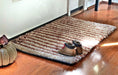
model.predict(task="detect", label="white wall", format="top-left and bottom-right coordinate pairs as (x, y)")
top-left (79, 0), bottom-right (85, 7)
top-left (69, 0), bottom-right (85, 11)
top-left (0, 0), bottom-right (67, 39)
top-left (112, 0), bottom-right (118, 3)
top-left (69, 0), bottom-right (79, 11)
top-left (83, 0), bottom-right (95, 10)
top-left (87, 0), bottom-right (96, 9)
top-left (84, 0), bottom-right (102, 10)
top-left (103, 0), bottom-right (118, 3)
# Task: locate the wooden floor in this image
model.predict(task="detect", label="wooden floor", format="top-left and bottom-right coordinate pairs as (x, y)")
top-left (0, 2), bottom-right (118, 75)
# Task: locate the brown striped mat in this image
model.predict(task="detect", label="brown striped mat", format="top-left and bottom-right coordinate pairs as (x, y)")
top-left (12, 16), bottom-right (116, 65)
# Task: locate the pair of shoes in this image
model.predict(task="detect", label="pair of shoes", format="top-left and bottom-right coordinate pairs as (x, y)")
top-left (72, 40), bottom-right (83, 55)
top-left (59, 40), bottom-right (83, 56)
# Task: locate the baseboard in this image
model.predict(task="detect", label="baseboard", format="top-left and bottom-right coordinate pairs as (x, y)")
top-left (9, 14), bottom-right (67, 41)
top-left (71, 6), bottom-right (84, 16)
top-left (71, 6), bottom-right (83, 13)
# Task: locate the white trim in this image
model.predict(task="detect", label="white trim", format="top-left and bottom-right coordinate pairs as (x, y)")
top-left (67, 0), bottom-right (71, 16)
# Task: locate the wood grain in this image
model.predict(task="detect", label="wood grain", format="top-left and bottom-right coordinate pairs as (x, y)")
top-left (0, 2), bottom-right (118, 75)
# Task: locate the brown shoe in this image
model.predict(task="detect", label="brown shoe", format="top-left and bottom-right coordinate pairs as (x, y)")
top-left (72, 40), bottom-right (83, 55)
top-left (59, 42), bottom-right (76, 56)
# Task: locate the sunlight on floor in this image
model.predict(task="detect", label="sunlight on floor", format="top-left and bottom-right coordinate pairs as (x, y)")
top-left (101, 42), bottom-right (118, 46)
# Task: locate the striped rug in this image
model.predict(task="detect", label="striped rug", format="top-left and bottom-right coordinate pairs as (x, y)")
top-left (12, 16), bottom-right (116, 65)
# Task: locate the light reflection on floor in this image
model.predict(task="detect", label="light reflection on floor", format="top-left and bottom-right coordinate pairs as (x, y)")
top-left (90, 52), bottom-right (101, 62)
top-left (93, 65), bottom-right (99, 73)
top-left (63, 69), bottom-right (84, 75)
top-left (62, 51), bottom-right (106, 75)
top-left (101, 42), bottom-right (118, 46)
